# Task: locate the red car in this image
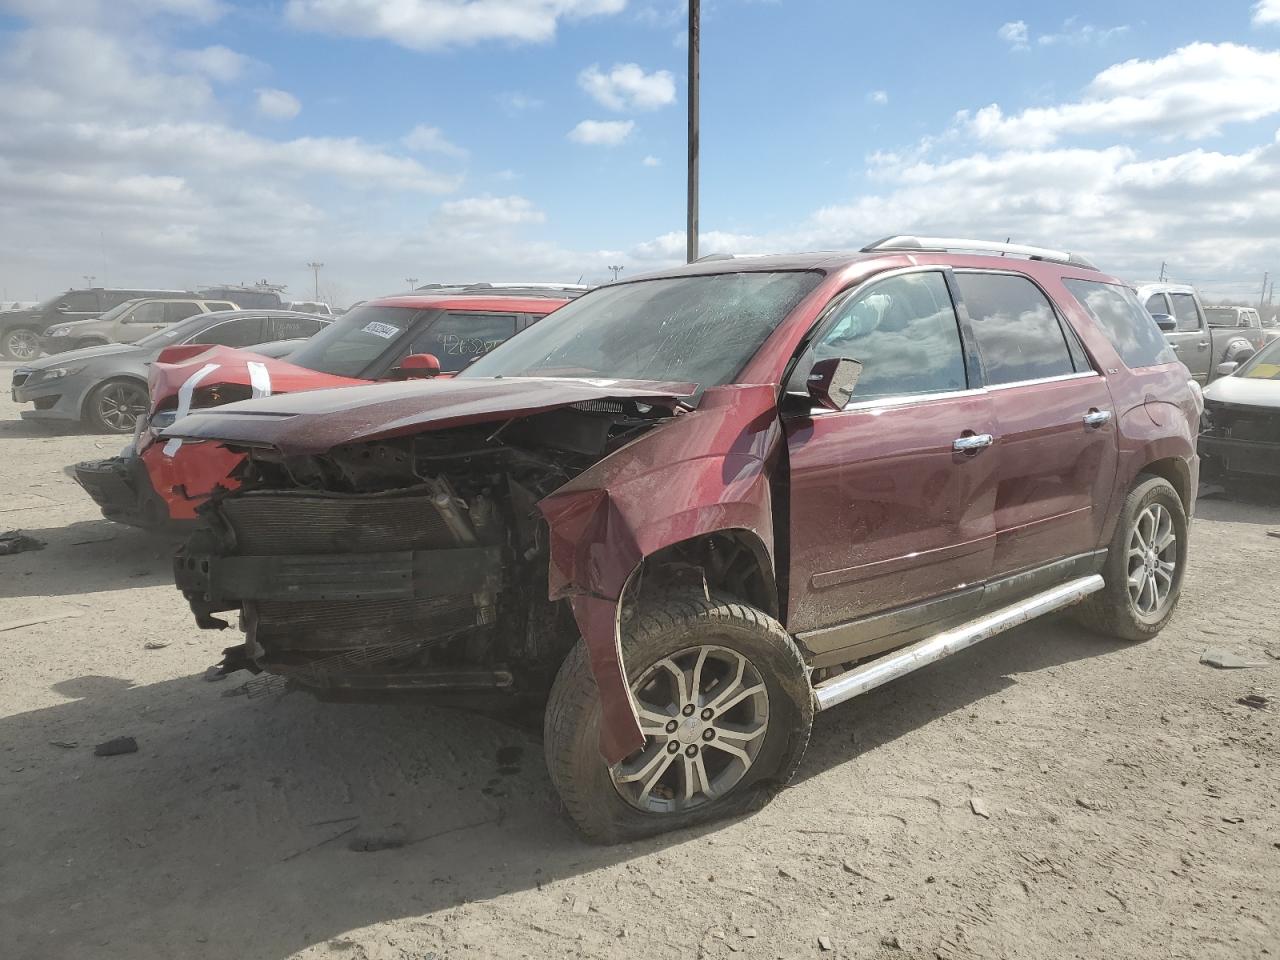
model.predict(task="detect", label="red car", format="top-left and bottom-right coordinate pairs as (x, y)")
top-left (74, 291), bottom-right (571, 527)
top-left (167, 238), bottom-right (1199, 842)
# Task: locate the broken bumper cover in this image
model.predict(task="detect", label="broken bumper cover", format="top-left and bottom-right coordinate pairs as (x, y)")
top-left (1199, 435), bottom-right (1280, 478)
top-left (74, 453), bottom-right (170, 528)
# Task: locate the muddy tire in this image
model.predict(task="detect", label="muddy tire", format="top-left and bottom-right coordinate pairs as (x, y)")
top-left (1074, 475), bottom-right (1188, 641)
top-left (544, 594), bottom-right (813, 844)
top-left (83, 378), bottom-right (149, 434)
top-left (2, 326), bottom-right (41, 361)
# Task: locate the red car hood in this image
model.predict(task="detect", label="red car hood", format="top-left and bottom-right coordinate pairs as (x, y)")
top-left (161, 376), bottom-right (697, 455)
top-left (147, 345), bottom-right (362, 415)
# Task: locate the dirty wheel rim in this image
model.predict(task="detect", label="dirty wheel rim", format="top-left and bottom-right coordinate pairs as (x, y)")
top-left (1127, 502), bottom-right (1177, 617)
top-left (6, 329), bottom-right (39, 361)
top-left (96, 383), bottom-right (148, 433)
top-left (610, 644), bottom-right (769, 815)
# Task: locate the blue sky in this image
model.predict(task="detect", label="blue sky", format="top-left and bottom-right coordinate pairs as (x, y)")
top-left (1, 0), bottom-right (1278, 304)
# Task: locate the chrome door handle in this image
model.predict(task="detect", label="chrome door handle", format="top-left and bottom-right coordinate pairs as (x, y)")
top-left (1198, 341), bottom-right (1209, 348)
top-left (952, 433), bottom-right (994, 452)
top-left (1083, 409), bottom-right (1113, 428)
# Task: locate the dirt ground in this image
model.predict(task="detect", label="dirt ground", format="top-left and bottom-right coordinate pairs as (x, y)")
top-left (0, 360), bottom-right (1277, 960)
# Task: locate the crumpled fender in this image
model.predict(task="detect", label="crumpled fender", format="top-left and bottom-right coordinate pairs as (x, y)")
top-left (536, 383), bottom-right (782, 763)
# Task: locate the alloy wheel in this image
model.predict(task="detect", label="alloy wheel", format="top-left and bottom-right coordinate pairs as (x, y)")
top-left (96, 382), bottom-right (148, 433)
top-left (611, 644), bottom-right (770, 814)
top-left (1127, 502), bottom-right (1178, 617)
top-left (5, 329), bottom-right (39, 362)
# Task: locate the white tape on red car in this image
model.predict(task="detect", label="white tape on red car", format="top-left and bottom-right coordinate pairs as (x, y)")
top-left (161, 362), bottom-right (220, 458)
top-left (247, 361), bottom-right (272, 399)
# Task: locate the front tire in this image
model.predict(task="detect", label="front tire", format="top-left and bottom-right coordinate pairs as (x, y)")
top-left (2, 326), bottom-right (41, 361)
top-left (1075, 475), bottom-right (1188, 641)
top-left (544, 594), bottom-right (813, 844)
top-left (84, 379), bottom-right (149, 434)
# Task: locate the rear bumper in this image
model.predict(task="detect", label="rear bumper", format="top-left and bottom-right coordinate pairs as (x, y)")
top-left (73, 453), bottom-right (178, 528)
top-left (1199, 436), bottom-right (1280, 479)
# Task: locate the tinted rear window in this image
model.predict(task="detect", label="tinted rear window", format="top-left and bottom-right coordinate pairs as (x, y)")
top-left (1063, 280), bottom-right (1176, 369)
top-left (956, 273), bottom-right (1076, 385)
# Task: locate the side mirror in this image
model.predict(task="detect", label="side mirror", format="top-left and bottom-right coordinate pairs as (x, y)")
top-left (806, 357), bottom-right (862, 411)
top-left (1151, 313), bottom-right (1177, 332)
top-left (398, 353), bottom-right (441, 379)
top-left (1215, 361), bottom-right (1239, 377)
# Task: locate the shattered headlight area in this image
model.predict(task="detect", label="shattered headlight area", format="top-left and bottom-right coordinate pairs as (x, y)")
top-left (174, 402), bottom-right (674, 702)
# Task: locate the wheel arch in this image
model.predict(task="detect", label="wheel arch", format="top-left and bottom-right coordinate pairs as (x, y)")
top-left (629, 529), bottom-right (780, 620)
top-left (1137, 456), bottom-right (1193, 512)
top-left (81, 375), bottom-right (149, 421)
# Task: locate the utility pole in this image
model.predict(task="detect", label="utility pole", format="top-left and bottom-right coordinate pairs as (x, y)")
top-left (1262, 271), bottom-right (1270, 312)
top-left (1158, 261), bottom-right (1167, 282)
top-left (306, 261), bottom-right (324, 300)
top-left (607, 265), bottom-right (624, 282)
top-left (686, 0), bottom-right (700, 264)
top-left (405, 277), bottom-right (419, 291)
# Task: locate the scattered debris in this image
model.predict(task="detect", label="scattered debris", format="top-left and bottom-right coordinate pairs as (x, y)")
top-left (817, 935), bottom-right (834, 951)
top-left (49, 740), bottom-right (77, 749)
top-left (0, 530), bottom-right (44, 556)
top-left (709, 927), bottom-right (726, 940)
top-left (777, 867), bottom-right (796, 880)
top-left (1238, 694), bottom-right (1272, 710)
top-left (881, 934), bottom-right (903, 950)
top-left (739, 927), bottom-right (758, 939)
top-left (71, 532), bottom-right (117, 546)
top-left (1076, 797), bottom-right (1102, 812)
top-left (571, 898), bottom-right (590, 915)
top-left (969, 797), bottom-right (990, 819)
top-left (1267, 649), bottom-right (1280, 661)
top-left (1267, 530), bottom-right (1280, 539)
top-left (203, 665), bottom-right (228, 682)
top-left (1200, 648), bottom-right (1271, 669)
top-left (0, 610), bottom-right (82, 633)
top-left (143, 640), bottom-right (171, 650)
top-left (93, 736), bottom-right (138, 757)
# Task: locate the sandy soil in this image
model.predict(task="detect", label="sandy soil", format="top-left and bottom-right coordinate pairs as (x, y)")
top-left (1, 360), bottom-right (1277, 960)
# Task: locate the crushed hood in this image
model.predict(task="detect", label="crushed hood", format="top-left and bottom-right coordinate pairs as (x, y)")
top-left (148, 345), bottom-right (362, 416)
top-left (1204, 371), bottom-right (1280, 410)
top-left (162, 376), bottom-right (696, 455)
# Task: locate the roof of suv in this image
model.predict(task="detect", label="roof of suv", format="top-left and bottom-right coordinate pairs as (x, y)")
top-left (368, 293), bottom-right (570, 313)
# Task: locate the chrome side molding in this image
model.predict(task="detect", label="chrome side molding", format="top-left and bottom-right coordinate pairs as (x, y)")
top-left (812, 575), bottom-right (1105, 711)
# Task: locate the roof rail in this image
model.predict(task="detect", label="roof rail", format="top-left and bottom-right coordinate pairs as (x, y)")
top-left (862, 236), bottom-right (1099, 271)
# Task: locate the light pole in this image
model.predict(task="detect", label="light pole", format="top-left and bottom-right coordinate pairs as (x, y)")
top-left (686, 0), bottom-right (700, 264)
top-left (406, 277), bottom-right (420, 291)
top-left (608, 265), bottom-right (624, 282)
top-left (306, 261), bottom-right (324, 300)
top-left (83, 274), bottom-right (96, 286)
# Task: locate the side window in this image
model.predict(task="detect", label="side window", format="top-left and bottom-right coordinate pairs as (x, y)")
top-left (187, 317), bottom-right (264, 347)
top-left (415, 313), bottom-right (518, 373)
top-left (956, 273), bottom-right (1075, 385)
top-left (206, 301), bottom-right (237, 312)
top-left (1062, 280), bottom-right (1176, 368)
top-left (1144, 293), bottom-right (1170, 317)
top-left (269, 316), bottom-right (327, 340)
top-left (164, 301), bottom-right (204, 323)
top-left (128, 301), bottom-right (165, 324)
top-left (1169, 294), bottom-right (1201, 332)
top-left (805, 271), bottom-right (967, 401)
top-left (61, 292), bottom-right (100, 312)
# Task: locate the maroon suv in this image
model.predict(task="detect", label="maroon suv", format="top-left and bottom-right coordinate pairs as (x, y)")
top-left (167, 237), bottom-right (1199, 843)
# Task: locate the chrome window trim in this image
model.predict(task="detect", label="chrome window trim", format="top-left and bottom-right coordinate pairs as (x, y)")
top-left (809, 372), bottom-right (1102, 416)
top-left (985, 370), bottom-right (1100, 391)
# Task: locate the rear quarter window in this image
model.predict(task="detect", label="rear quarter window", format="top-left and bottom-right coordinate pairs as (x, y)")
top-left (1063, 280), bottom-right (1176, 369)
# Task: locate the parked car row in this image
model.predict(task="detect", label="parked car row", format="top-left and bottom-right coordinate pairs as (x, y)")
top-left (0, 286), bottom-right (336, 361)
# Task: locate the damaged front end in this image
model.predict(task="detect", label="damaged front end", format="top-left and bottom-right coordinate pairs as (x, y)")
top-left (173, 395), bottom-right (684, 712)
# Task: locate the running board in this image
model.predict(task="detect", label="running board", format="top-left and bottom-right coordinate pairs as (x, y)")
top-left (812, 575), bottom-right (1104, 711)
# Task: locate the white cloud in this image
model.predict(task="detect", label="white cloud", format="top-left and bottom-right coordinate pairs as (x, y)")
top-left (1254, 0), bottom-right (1280, 26)
top-left (867, 89), bottom-right (888, 105)
top-left (567, 119), bottom-right (634, 146)
top-left (961, 43), bottom-right (1280, 147)
top-left (1037, 21), bottom-right (1129, 46)
top-left (256, 87), bottom-right (301, 119)
top-left (578, 62), bottom-right (676, 111)
top-left (403, 124), bottom-right (467, 159)
top-left (496, 91), bottom-right (543, 113)
top-left (642, 155), bottom-right (661, 167)
top-left (177, 44), bottom-right (249, 82)
top-left (284, 0), bottom-right (627, 50)
top-left (998, 20), bottom-right (1028, 50)
top-left (438, 195), bottom-right (545, 225)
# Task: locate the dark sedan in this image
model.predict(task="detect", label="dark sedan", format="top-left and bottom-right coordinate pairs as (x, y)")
top-left (10, 310), bottom-right (330, 433)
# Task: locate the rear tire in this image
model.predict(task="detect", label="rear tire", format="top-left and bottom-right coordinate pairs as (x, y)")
top-left (544, 594), bottom-right (813, 844)
top-left (2, 326), bottom-right (41, 361)
top-left (1074, 475), bottom-right (1187, 641)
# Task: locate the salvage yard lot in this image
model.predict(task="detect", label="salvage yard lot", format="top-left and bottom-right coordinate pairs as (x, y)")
top-left (0, 361), bottom-right (1276, 960)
